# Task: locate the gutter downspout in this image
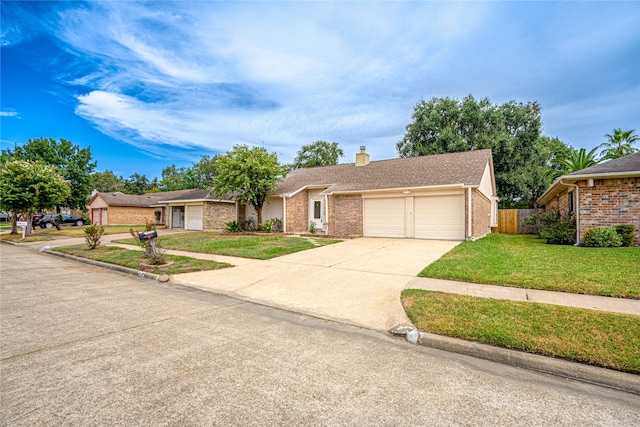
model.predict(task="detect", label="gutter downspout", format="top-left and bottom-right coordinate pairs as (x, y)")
top-left (560, 179), bottom-right (580, 245)
top-left (467, 188), bottom-right (472, 240)
top-left (324, 194), bottom-right (329, 235)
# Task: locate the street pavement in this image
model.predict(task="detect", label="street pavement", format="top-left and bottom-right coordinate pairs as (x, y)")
top-left (1, 244), bottom-right (639, 426)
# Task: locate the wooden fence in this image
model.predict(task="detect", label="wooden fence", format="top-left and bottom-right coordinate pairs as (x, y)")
top-left (492, 209), bottom-right (543, 234)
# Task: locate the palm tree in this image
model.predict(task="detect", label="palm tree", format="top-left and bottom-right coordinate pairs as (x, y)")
top-left (599, 128), bottom-right (639, 160)
top-left (556, 147), bottom-right (600, 173)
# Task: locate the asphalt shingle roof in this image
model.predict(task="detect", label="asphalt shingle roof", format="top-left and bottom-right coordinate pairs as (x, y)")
top-left (273, 149), bottom-right (493, 196)
top-left (95, 190), bottom-right (197, 207)
top-left (565, 152), bottom-right (640, 176)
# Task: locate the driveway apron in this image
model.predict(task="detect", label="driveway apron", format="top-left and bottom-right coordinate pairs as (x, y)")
top-left (173, 238), bottom-right (459, 331)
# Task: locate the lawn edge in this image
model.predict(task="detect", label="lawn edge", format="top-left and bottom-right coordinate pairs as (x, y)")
top-left (45, 248), bottom-right (162, 281)
top-left (416, 331), bottom-right (640, 395)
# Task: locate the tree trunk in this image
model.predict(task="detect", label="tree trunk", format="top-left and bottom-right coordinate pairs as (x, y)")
top-left (255, 205), bottom-right (263, 229)
top-left (10, 211), bottom-right (17, 234)
top-left (24, 212), bottom-right (33, 237)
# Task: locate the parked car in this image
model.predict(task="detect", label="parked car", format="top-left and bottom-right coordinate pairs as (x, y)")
top-left (37, 214), bottom-right (86, 229)
top-left (32, 213), bottom-right (45, 227)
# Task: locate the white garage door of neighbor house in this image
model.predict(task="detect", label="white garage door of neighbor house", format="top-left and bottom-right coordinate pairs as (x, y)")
top-left (364, 198), bottom-right (406, 238)
top-left (414, 195), bottom-right (465, 240)
top-left (186, 205), bottom-right (203, 230)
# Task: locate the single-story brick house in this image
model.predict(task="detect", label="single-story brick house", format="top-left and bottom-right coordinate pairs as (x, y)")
top-left (246, 147), bottom-right (498, 240)
top-left (537, 152), bottom-right (640, 246)
top-left (87, 189), bottom-right (235, 230)
top-left (155, 189), bottom-right (236, 231)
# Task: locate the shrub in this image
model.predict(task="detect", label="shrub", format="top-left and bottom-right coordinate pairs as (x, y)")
top-left (272, 218), bottom-right (283, 232)
top-left (584, 227), bottom-right (623, 248)
top-left (614, 224), bottom-right (636, 247)
top-left (84, 223), bottom-right (105, 249)
top-left (525, 210), bottom-right (576, 245)
top-left (243, 218), bottom-right (256, 231)
top-left (523, 210), bottom-right (563, 238)
top-left (309, 221), bottom-right (317, 234)
top-left (225, 220), bottom-right (242, 233)
top-left (539, 217), bottom-right (577, 245)
top-left (261, 219), bottom-right (274, 233)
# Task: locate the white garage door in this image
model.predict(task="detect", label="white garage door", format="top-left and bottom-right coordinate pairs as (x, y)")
top-left (364, 198), bottom-right (405, 238)
top-left (185, 205), bottom-right (203, 230)
top-left (414, 195), bottom-right (465, 240)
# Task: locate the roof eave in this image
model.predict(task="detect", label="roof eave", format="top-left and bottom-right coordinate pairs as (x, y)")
top-left (328, 183), bottom-right (467, 196)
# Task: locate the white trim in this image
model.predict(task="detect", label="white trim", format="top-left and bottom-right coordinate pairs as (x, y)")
top-left (331, 183), bottom-right (467, 196)
top-left (467, 188), bottom-right (472, 239)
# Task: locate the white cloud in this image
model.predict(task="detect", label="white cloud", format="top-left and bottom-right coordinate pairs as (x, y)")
top-left (0, 111), bottom-right (19, 118)
top-left (18, 0), bottom-right (639, 160)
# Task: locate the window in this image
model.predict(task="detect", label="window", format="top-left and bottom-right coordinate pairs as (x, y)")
top-left (313, 201), bottom-right (321, 219)
top-left (568, 191), bottom-right (574, 213)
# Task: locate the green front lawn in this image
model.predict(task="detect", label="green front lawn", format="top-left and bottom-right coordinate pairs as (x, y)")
top-left (36, 225), bottom-right (147, 237)
top-left (114, 232), bottom-right (342, 260)
top-left (420, 234), bottom-right (640, 298)
top-left (402, 290), bottom-right (640, 374)
top-left (53, 245), bottom-right (232, 274)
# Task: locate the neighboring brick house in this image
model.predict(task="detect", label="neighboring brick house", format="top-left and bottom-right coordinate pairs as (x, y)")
top-left (88, 190), bottom-right (196, 226)
top-left (88, 189), bottom-right (237, 230)
top-left (245, 148), bottom-right (498, 241)
top-left (537, 152), bottom-right (640, 246)
top-left (155, 190), bottom-right (236, 231)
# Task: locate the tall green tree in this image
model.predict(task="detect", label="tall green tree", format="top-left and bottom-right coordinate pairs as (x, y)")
top-left (192, 155), bottom-right (219, 189)
top-left (599, 128), bottom-right (639, 160)
top-left (293, 141), bottom-right (344, 168)
top-left (556, 147), bottom-right (600, 173)
top-left (159, 165), bottom-right (197, 191)
top-left (396, 95), bottom-right (555, 207)
top-left (213, 145), bottom-right (288, 227)
top-left (0, 160), bottom-right (71, 236)
top-left (1, 138), bottom-right (96, 211)
top-left (123, 173), bottom-right (151, 195)
top-left (91, 170), bottom-right (125, 192)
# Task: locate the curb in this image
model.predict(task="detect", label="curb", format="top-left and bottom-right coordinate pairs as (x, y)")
top-left (414, 331), bottom-right (639, 395)
top-left (44, 248), bottom-right (164, 282)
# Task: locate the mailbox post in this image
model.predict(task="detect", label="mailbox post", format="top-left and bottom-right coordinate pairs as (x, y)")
top-left (138, 230), bottom-right (159, 256)
top-left (16, 220), bottom-right (28, 240)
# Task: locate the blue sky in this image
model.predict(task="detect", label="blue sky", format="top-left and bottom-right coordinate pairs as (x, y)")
top-left (2, 1), bottom-right (639, 180)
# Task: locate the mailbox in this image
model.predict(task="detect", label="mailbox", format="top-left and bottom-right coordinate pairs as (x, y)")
top-left (138, 230), bottom-right (158, 241)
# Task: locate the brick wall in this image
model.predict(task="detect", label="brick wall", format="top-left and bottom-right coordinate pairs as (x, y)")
top-left (472, 189), bottom-right (491, 239)
top-left (108, 206), bottom-right (156, 225)
top-left (329, 195), bottom-right (363, 236)
top-left (578, 177), bottom-right (640, 246)
top-left (285, 191), bottom-right (308, 233)
top-left (203, 202), bottom-right (236, 230)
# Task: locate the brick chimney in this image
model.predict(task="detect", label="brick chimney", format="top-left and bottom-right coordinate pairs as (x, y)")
top-left (355, 146), bottom-right (370, 166)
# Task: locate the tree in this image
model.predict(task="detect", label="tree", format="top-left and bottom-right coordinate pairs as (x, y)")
top-left (159, 165), bottom-right (197, 191)
top-left (213, 145), bottom-right (288, 227)
top-left (123, 173), bottom-right (151, 195)
top-left (91, 170), bottom-right (125, 192)
top-left (293, 141), bottom-right (344, 168)
top-left (192, 155), bottom-right (219, 189)
top-left (599, 128), bottom-right (639, 160)
top-left (396, 95), bottom-right (552, 207)
top-left (1, 138), bottom-right (96, 211)
top-left (556, 147), bottom-right (600, 173)
top-left (0, 160), bottom-right (71, 236)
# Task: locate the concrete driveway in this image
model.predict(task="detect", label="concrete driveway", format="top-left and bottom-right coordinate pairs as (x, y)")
top-left (174, 238), bottom-right (459, 331)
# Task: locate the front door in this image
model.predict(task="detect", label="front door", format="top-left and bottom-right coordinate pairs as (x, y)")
top-left (172, 206), bottom-right (185, 229)
top-left (309, 199), bottom-right (323, 231)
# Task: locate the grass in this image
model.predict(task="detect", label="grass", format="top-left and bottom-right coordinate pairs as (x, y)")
top-left (1, 225), bottom-right (143, 242)
top-left (402, 289), bottom-right (640, 374)
top-left (419, 233), bottom-right (640, 298)
top-left (114, 232), bottom-right (342, 260)
top-left (53, 245), bottom-right (232, 275)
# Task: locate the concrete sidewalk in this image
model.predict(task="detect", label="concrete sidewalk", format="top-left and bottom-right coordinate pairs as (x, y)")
top-left (406, 277), bottom-right (640, 316)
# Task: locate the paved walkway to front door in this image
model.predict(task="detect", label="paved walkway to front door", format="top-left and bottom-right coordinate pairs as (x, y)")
top-left (174, 238), bottom-right (460, 331)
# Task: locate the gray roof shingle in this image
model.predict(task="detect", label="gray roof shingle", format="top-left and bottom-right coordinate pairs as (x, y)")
top-left (95, 190), bottom-right (197, 207)
top-left (565, 152), bottom-right (640, 177)
top-left (273, 149), bottom-right (493, 196)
